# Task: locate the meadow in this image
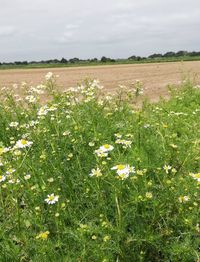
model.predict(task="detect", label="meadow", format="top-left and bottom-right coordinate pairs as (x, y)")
top-left (0, 73), bottom-right (199, 261)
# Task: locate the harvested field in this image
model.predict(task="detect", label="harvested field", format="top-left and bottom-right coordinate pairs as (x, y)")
top-left (1, 61), bottom-right (200, 101)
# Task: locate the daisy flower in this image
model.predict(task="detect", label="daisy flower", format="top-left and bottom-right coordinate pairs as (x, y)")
top-left (9, 122), bottom-right (19, 128)
top-left (0, 175), bottom-right (6, 183)
top-left (111, 164), bottom-right (135, 180)
top-left (178, 196), bottom-right (190, 203)
top-left (89, 167), bottom-right (103, 177)
top-left (15, 139), bottom-right (33, 149)
top-left (94, 149), bottom-right (108, 158)
top-left (163, 165), bottom-right (172, 174)
top-left (190, 173), bottom-right (200, 183)
top-left (99, 144), bottom-right (114, 152)
top-left (45, 72), bottom-right (53, 81)
top-left (45, 193), bottom-right (59, 205)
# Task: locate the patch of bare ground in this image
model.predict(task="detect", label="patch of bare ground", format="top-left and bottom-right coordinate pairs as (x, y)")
top-left (0, 61), bottom-right (200, 101)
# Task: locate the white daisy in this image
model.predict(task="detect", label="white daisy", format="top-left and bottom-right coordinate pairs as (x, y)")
top-left (111, 164), bottom-right (135, 180)
top-left (0, 175), bottom-right (6, 183)
top-left (15, 139), bottom-right (33, 149)
top-left (89, 167), bottom-right (103, 177)
top-left (45, 193), bottom-right (59, 205)
top-left (99, 144), bottom-right (114, 152)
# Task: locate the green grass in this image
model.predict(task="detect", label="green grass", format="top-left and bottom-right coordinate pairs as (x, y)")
top-left (1, 56), bottom-right (200, 70)
top-left (0, 76), bottom-right (199, 261)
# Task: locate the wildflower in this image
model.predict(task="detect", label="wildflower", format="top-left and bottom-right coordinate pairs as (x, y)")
top-left (136, 169), bottom-right (146, 176)
top-left (145, 192), bottom-right (153, 199)
top-left (111, 164), bottom-right (135, 180)
top-left (36, 231), bottom-right (50, 240)
top-left (189, 173), bottom-right (200, 183)
top-left (45, 72), bottom-right (53, 81)
top-left (80, 224), bottom-right (88, 229)
top-left (63, 131), bottom-right (71, 136)
top-left (178, 196), bottom-right (190, 203)
top-left (89, 167), bottom-right (103, 177)
top-left (37, 105), bottom-right (49, 116)
top-left (9, 122), bottom-right (19, 128)
top-left (14, 150), bottom-right (22, 156)
top-left (94, 149), bottom-right (108, 158)
top-left (25, 95), bottom-right (37, 103)
top-left (0, 147), bottom-right (10, 155)
top-left (0, 175), bottom-right (6, 183)
top-left (45, 193), bottom-right (59, 205)
top-left (99, 144), bottom-right (114, 152)
top-left (163, 165), bottom-right (172, 174)
top-left (91, 235), bottom-right (97, 240)
top-left (47, 177), bottom-right (54, 183)
top-left (170, 144), bottom-right (178, 149)
top-left (61, 203), bottom-right (66, 208)
top-left (114, 133), bottom-right (122, 139)
top-left (103, 235), bottom-right (111, 242)
top-left (196, 224), bottom-right (200, 232)
top-left (172, 168), bottom-right (177, 174)
top-left (6, 168), bottom-right (16, 175)
top-left (115, 139), bottom-right (132, 149)
top-left (94, 144), bottom-right (114, 158)
top-left (15, 139), bottom-right (33, 149)
top-left (88, 142), bottom-right (95, 147)
top-left (24, 174), bottom-right (31, 180)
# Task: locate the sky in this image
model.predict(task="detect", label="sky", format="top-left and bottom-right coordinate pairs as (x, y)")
top-left (0, 0), bottom-right (200, 62)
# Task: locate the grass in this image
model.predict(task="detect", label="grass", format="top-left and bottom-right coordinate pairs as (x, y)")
top-left (0, 75), bottom-right (199, 261)
top-left (1, 56), bottom-right (200, 70)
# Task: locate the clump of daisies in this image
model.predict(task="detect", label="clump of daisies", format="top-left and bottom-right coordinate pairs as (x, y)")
top-left (94, 144), bottom-right (114, 158)
top-left (111, 164), bottom-right (135, 180)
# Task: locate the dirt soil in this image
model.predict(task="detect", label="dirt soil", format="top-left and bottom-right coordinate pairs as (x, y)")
top-left (0, 61), bottom-right (200, 101)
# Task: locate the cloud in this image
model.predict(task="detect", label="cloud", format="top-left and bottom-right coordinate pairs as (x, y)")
top-left (0, 26), bottom-right (16, 37)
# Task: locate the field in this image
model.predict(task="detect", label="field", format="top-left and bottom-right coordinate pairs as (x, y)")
top-left (0, 69), bottom-right (199, 261)
top-left (1, 61), bottom-right (200, 102)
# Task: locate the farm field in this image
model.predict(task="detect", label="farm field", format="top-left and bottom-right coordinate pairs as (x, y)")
top-left (1, 61), bottom-right (200, 101)
top-left (0, 71), bottom-right (199, 261)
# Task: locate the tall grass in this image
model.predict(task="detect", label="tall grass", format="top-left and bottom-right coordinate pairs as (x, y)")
top-left (0, 75), bottom-right (199, 261)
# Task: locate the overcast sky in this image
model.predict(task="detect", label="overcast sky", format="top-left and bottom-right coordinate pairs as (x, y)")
top-left (0, 0), bottom-right (200, 62)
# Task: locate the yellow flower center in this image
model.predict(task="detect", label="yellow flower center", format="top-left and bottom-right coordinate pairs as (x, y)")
top-left (48, 196), bottom-right (55, 201)
top-left (103, 144), bottom-right (110, 149)
top-left (21, 139), bottom-right (28, 145)
top-left (117, 165), bottom-right (125, 170)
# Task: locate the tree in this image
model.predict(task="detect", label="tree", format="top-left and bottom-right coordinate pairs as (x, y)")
top-left (175, 50), bottom-right (188, 57)
top-left (148, 53), bottom-right (162, 59)
top-left (163, 52), bottom-right (176, 57)
top-left (69, 58), bottom-right (80, 63)
top-left (60, 58), bottom-right (68, 63)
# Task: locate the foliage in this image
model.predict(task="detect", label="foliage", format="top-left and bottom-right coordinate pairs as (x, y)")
top-left (0, 75), bottom-right (199, 261)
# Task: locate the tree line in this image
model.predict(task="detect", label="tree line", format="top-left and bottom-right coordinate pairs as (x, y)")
top-left (1, 50), bottom-right (200, 66)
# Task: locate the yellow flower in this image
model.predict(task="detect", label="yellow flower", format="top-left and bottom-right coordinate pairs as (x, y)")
top-left (36, 231), bottom-right (49, 240)
top-left (89, 167), bottom-right (103, 177)
top-left (178, 196), bottom-right (190, 203)
top-left (103, 235), bottom-right (110, 242)
top-left (145, 192), bottom-right (153, 199)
